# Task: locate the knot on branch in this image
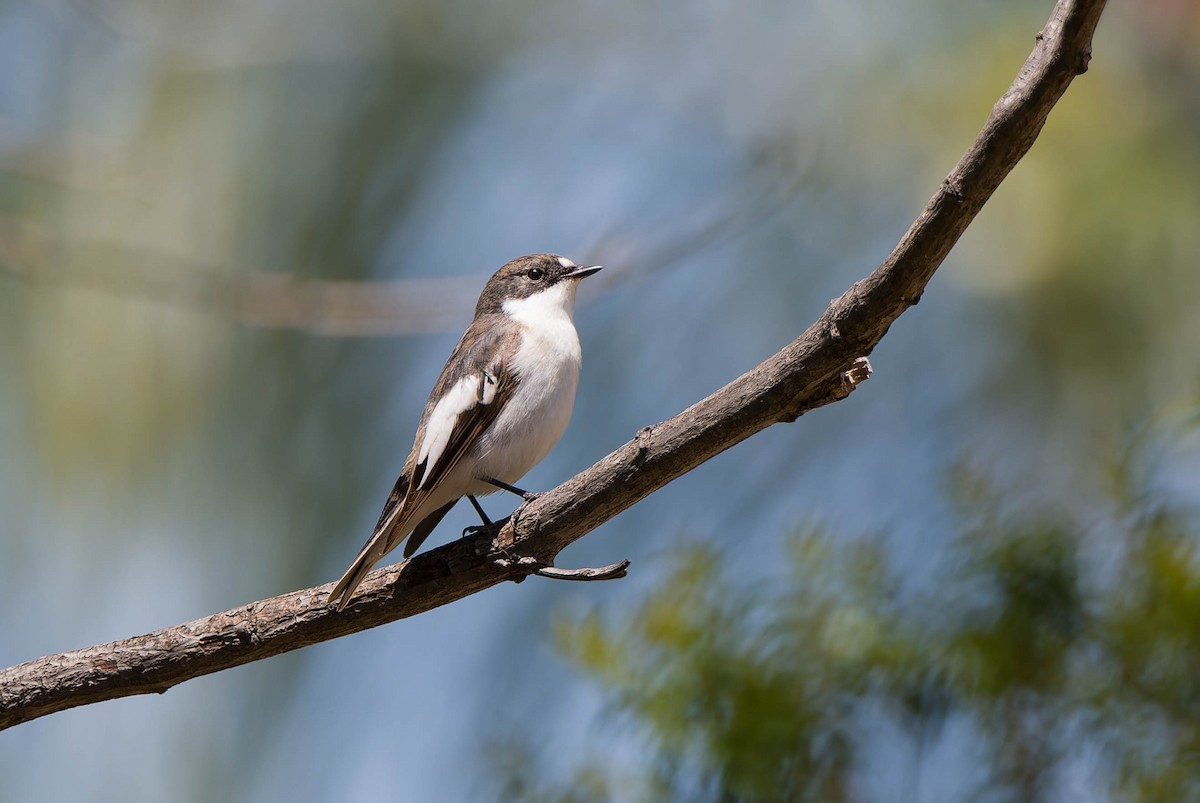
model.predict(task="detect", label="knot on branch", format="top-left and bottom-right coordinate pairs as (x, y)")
top-left (942, 178), bottom-right (966, 204)
top-left (780, 356), bottom-right (873, 423)
top-left (634, 425), bottom-right (655, 462)
top-left (1075, 47), bottom-right (1093, 75)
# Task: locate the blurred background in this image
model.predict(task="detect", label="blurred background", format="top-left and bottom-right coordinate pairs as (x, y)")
top-left (2, 0), bottom-right (1199, 800)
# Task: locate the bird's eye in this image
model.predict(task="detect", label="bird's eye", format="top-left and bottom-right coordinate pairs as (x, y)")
top-left (526, 268), bottom-right (545, 280)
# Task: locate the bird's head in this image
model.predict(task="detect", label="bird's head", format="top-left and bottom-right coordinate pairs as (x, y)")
top-left (475, 254), bottom-right (602, 319)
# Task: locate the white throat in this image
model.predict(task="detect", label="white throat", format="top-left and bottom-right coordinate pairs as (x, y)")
top-left (473, 278), bottom-right (584, 490)
top-left (501, 281), bottom-right (579, 329)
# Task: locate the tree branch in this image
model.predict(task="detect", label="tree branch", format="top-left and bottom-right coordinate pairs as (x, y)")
top-left (0, 0), bottom-right (1107, 731)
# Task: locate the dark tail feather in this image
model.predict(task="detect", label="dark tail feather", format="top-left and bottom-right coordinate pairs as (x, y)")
top-left (327, 528), bottom-right (392, 611)
top-left (327, 498), bottom-right (459, 610)
top-left (403, 499), bottom-right (457, 558)
top-left (327, 473), bottom-right (412, 610)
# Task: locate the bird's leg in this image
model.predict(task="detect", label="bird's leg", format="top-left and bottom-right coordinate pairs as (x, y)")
top-left (462, 495), bottom-right (505, 537)
top-left (482, 476), bottom-right (542, 502)
top-left (467, 495), bottom-right (492, 526)
top-left (461, 493), bottom-right (523, 571)
top-left (467, 486), bottom-right (630, 584)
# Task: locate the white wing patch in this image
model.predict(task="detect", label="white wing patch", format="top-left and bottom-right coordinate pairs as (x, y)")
top-left (481, 370), bottom-right (499, 405)
top-left (415, 374), bottom-right (480, 490)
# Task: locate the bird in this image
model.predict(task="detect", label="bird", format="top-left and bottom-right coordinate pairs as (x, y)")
top-left (327, 253), bottom-right (601, 610)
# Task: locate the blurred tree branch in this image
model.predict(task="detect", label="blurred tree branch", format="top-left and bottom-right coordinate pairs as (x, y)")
top-left (0, 218), bottom-right (482, 334)
top-left (0, 166), bottom-right (790, 335)
top-left (0, 0), bottom-right (1107, 731)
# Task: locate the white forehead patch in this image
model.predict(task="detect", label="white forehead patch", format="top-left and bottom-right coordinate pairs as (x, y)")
top-left (557, 256), bottom-right (576, 269)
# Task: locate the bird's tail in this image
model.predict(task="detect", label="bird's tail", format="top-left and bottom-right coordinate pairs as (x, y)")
top-left (327, 500), bottom-right (410, 610)
top-left (327, 478), bottom-right (460, 609)
top-left (327, 530), bottom-right (394, 610)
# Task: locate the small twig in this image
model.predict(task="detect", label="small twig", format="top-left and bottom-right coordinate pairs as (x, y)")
top-left (487, 553), bottom-right (631, 582)
top-left (535, 561), bottom-right (631, 581)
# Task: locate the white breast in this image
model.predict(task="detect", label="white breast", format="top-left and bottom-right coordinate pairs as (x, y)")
top-left (469, 282), bottom-right (583, 487)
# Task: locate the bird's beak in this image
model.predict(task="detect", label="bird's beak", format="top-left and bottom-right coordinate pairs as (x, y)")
top-left (564, 265), bottom-right (602, 280)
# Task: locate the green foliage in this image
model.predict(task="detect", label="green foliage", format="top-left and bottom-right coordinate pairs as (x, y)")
top-left (499, 471), bottom-right (1200, 802)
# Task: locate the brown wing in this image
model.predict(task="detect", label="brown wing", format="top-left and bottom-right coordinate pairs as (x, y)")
top-left (370, 472), bottom-right (409, 535)
top-left (385, 362), bottom-right (516, 553)
top-left (327, 317), bottom-right (519, 609)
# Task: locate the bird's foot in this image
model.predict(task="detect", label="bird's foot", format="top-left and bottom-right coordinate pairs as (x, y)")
top-left (462, 515), bottom-right (511, 539)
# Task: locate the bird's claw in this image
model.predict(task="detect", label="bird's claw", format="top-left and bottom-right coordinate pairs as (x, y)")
top-left (462, 515), bottom-right (512, 539)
